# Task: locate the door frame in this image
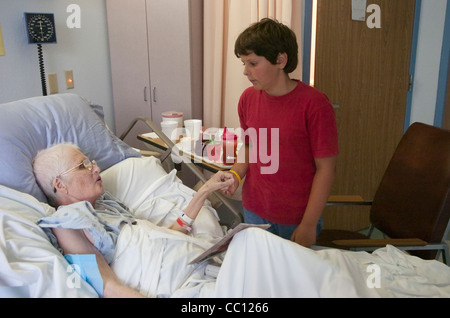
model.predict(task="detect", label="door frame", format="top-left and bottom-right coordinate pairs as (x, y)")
top-left (434, 1), bottom-right (450, 128)
top-left (302, 0), bottom-right (314, 85)
top-left (302, 0), bottom-right (422, 132)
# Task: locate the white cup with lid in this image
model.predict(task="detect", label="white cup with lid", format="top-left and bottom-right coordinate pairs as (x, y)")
top-left (162, 111), bottom-right (183, 128)
top-left (161, 120), bottom-right (179, 141)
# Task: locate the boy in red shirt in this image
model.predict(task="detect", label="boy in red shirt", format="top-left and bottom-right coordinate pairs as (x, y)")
top-left (223, 18), bottom-right (338, 247)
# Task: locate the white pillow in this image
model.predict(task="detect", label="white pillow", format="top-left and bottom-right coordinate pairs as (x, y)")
top-left (100, 156), bottom-right (167, 206)
top-left (0, 94), bottom-right (140, 203)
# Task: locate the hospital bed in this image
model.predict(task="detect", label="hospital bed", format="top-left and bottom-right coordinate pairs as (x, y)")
top-left (0, 93), bottom-right (449, 298)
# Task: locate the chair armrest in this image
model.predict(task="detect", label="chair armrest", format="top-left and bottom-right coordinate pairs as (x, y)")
top-left (327, 195), bottom-right (373, 206)
top-left (332, 238), bottom-right (428, 247)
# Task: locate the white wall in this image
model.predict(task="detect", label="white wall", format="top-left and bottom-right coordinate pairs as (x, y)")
top-left (0, 0), bottom-right (115, 130)
top-left (0, 0), bottom-right (447, 132)
top-left (409, 0), bottom-right (448, 126)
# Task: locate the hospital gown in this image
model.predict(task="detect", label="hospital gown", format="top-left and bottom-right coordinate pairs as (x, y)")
top-left (38, 192), bottom-right (136, 263)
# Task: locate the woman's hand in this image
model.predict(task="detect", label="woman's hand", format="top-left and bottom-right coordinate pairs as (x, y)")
top-left (170, 171), bottom-right (234, 234)
top-left (200, 171), bottom-right (235, 195)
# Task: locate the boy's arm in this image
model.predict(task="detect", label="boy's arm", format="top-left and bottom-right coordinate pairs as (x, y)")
top-left (291, 155), bottom-right (337, 247)
top-left (222, 144), bottom-right (250, 197)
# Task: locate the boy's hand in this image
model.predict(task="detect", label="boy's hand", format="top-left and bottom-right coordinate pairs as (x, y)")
top-left (202, 171), bottom-right (235, 194)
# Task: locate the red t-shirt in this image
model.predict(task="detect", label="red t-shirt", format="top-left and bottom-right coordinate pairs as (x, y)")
top-left (238, 81), bottom-right (338, 225)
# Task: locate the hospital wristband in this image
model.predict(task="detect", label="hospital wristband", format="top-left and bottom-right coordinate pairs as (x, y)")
top-left (177, 217), bottom-right (193, 232)
top-left (180, 212), bottom-right (194, 226)
top-left (229, 169), bottom-right (242, 185)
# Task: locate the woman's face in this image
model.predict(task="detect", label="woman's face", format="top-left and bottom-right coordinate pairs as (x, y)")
top-left (59, 149), bottom-right (104, 205)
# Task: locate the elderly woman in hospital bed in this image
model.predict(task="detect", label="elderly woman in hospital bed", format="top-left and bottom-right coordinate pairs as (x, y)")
top-left (33, 143), bottom-right (234, 297)
top-left (31, 143), bottom-right (450, 298)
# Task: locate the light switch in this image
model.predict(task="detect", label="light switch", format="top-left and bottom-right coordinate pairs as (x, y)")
top-left (48, 73), bottom-right (59, 94)
top-left (352, 0), bottom-right (367, 21)
top-left (65, 70), bottom-right (74, 89)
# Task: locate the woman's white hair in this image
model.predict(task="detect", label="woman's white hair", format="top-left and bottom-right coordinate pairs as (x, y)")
top-left (32, 143), bottom-right (82, 206)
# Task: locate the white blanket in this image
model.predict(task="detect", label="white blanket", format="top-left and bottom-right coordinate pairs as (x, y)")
top-left (111, 221), bottom-right (217, 298)
top-left (215, 228), bottom-right (450, 298)
top-left (111, 223), bottom-right (378, 298)
top-left (110, 223), bottom-right (450, 298)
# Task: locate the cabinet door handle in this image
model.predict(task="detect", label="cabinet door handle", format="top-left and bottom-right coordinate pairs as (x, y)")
top-left (144, 86), bottom-right (148, 102)
top-left (152, 87), bottom-right (157, 103)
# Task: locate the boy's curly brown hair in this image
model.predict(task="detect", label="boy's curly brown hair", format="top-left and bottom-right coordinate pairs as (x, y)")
top-left (234, 18), bottom-right (298, 74)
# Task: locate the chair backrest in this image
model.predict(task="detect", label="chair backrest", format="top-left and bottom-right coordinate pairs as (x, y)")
top-left (371, 122), bottom-right (450, 247)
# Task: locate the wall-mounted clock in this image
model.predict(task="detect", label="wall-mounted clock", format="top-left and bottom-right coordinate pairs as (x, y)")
top-left (24, 13), bottom-right (57, 96)
top-left (24, 13), bottom-right (57, 44)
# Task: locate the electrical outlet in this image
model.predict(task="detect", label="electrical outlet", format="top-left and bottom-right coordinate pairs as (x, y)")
top-left (48, 73), bottom-right (58, 94)
top-left (65, 70), bottom-right (74, 89)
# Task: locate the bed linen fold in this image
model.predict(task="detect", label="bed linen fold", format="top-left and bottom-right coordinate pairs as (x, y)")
top-left (111, 220), bottom-right (216, 298)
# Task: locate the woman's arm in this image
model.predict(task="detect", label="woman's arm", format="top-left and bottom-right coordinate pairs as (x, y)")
top-left (291, 155), bottom-right (337, 247)
top-left (169, 171), bottom-right (234, 233)
top-left (52, 228), bottom-right (145, 298)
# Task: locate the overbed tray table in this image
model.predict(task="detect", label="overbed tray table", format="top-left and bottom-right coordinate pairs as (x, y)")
top-left (138, 133), bottom-right (231, 173)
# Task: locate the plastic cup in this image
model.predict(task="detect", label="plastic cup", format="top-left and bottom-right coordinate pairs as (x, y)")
top-left (184, 119), bottom-right (202, 140)
top-left (162, 111), bottom-right (183, 128)
top-left (161, 121), bottom-right (178, 141)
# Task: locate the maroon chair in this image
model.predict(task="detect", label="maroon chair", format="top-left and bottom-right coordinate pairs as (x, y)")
top-left (317, 122), bottom-right (450, 265)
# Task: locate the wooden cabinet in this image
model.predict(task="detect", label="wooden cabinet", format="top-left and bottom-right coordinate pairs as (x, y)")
top-left (106, 0), bottom-right (202, 147)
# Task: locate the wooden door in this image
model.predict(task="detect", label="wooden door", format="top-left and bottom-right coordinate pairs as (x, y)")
top-left (314, 0), bottom-right (416, 231)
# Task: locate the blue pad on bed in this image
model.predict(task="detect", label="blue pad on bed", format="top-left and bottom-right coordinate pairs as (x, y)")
top-left (65, 254), bottom-right (104, 297)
